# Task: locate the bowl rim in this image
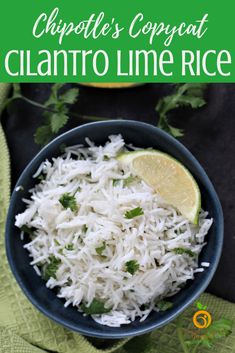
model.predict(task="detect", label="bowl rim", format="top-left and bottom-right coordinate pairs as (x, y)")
top-left (5, 120), bottom-right (224, 338)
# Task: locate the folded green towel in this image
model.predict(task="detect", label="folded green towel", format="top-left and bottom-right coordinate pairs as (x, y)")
top-left (0, 83), bottom-right (234, 353)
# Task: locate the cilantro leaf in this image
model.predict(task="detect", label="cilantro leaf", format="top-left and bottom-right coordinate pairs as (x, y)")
top-left (173, 248), bottom-right (195, 257)
top-left (34, 125), bottom-right (53, 146)
top-left (168, 125), bottom-right (184, 137)
top-left (113, 179), bottom-right (120, 186)
top-left (95, 242), bottom-right (106, 256)
top-left (44, 83), bottom-right (64, 106)
top-left (156, 83), bottom-right (207, 137)
top-left (50, 112), bottom-right (69, 133)
top-left (125, 207), bottom-right (144, 219)
top-left (59, 88), bottom-right (79, 104)
top-left (59, 193), bottom-right (78, 212)
top-left (81, 299), bottom-right (111, 315)
top-left (123, 176), bottom-right (136, 187)
top-left (20, 225), bottom-right (35, 236)
top-left (65, 244), bottom-right (74, 251)
top-left (156, 300), bottom-right (173, 311)
top-left (113, 176), bottom-right (136, 187)
top-left (82, 225), bottom-right (88, 233)
top-left (42, 256), bottom-right (61, 281)
top-left (37, 173), bottom-right (46, 182)
top-left (125, 260), bottom-right (140, 275)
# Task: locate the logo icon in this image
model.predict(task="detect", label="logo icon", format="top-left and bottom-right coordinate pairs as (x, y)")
top-left (193, 302), bottom-right (212, 329)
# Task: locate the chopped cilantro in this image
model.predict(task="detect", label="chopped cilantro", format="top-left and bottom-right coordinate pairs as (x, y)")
top-left (42, 256), bottom-right (61, 281)
top-left (81, 298), bottom-right (111, 315)
top-left (82, 225), bottom-right (88, 233)
top-left (37, 174), bottom-right (46, 182)
top-left (66, 278), bottom-right (72, 286)
top-left (125, 260), bottom-right (140, 275)
top-left (113, 179), bottom-right (120, 186)
top-left (20, 225), bottom-right (35, 236)
top-left (113, 176), bottom-right (136, 187)
top-left (125, 207), bottom-right (144, 219)
top-left (140, 303), bottom-right (150, 311)
top-left (95, 242), bottom-right (106, 256)
top-left (173, 248), bottom-right (195, 257)
top-left (123, 176), bottom-right (136, 186)
top-left (65, 244), bottom-right (74, 251)
top-left (59, 193), bottom-right (78, 212)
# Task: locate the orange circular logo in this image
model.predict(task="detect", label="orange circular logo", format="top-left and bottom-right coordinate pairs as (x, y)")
top-left (193, 310), bottom-right (212, 329)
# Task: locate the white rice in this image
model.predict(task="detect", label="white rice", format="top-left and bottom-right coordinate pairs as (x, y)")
top-left (201, 262), bottom-right (210, 267)
top-left (20, 231), bottom-right (24, 241)
top-left (15, 135), bottom-right (213, 327)
top-left (194, 268), bottom-right (205, 273)
top-left (33, 264), bottom-right (41, 276)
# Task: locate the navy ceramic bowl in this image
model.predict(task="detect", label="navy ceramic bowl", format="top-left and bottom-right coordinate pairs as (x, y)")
top-left (5, 120), bottom-right (223, 338)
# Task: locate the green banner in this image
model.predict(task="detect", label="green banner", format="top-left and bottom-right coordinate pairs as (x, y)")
top-left (0, 0), bottom-right (234, 82)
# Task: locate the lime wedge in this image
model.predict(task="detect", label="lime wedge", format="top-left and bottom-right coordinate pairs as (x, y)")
top-left (118, 150), bottom-right (201, 224)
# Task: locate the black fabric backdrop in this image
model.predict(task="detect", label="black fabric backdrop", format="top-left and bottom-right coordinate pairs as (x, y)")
top-left (2, 83), bottom-right (235, 302)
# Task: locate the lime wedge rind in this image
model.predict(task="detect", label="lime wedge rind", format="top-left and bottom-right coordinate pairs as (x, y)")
top-left (118, 150), bottom-right (201, 224)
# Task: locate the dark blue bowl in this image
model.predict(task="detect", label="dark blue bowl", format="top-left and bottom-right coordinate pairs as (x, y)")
top-left (5, 120), bottom-right (223, 339)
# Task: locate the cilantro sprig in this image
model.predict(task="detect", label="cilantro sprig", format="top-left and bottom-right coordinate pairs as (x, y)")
top-left (156, 83), bottom-right (207, 137)
top-left (34, 84), bottom-right (79, 145)
top-left (2, 84), bottom-right (108, 146)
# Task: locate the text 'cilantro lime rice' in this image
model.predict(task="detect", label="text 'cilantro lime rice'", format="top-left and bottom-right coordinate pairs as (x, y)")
top-left (15, 135), bottom-right (213, 327)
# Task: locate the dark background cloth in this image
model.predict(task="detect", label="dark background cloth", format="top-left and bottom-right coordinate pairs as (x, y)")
top-left (2, 83), bottom-right (235, 302)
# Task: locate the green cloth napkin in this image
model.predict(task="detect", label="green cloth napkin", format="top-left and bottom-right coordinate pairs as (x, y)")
top-left (0, 83), bottom-right (234, 353)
